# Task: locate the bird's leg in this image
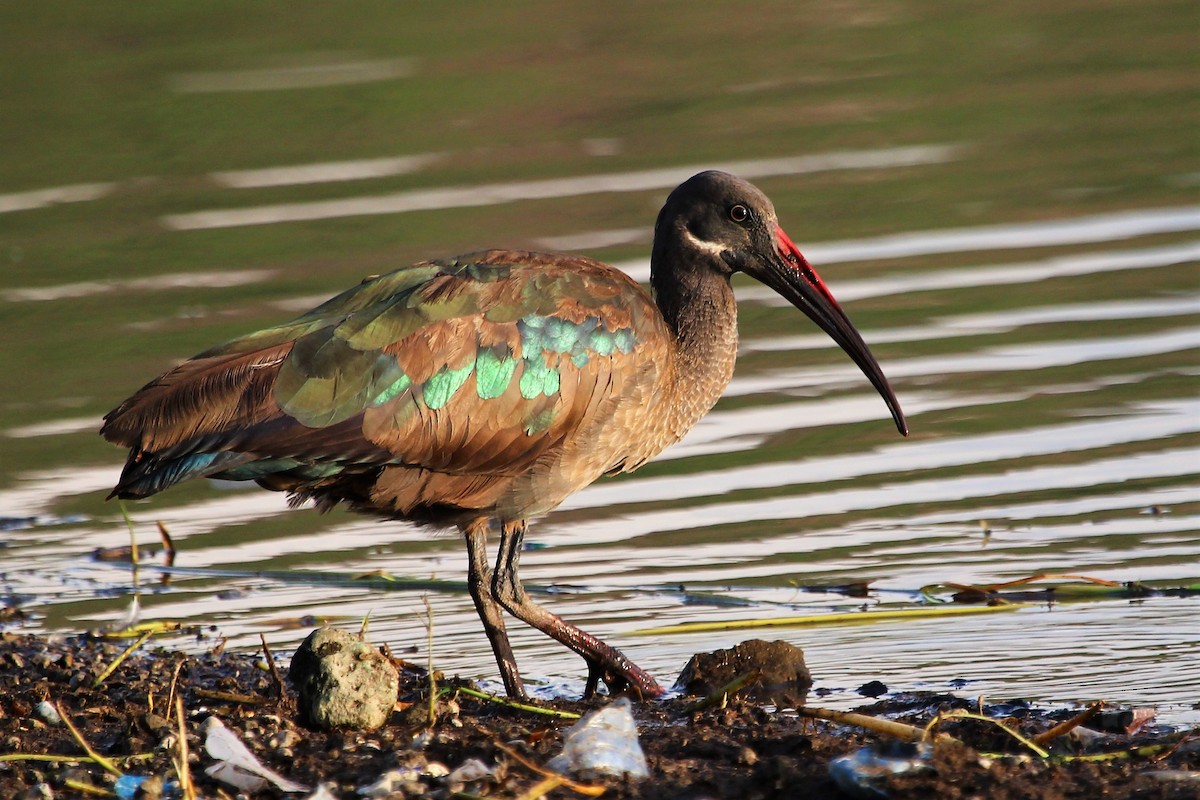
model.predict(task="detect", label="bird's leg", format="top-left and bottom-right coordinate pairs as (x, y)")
top-left (492, 519), bottom-right (664, 700)
top-left (463, 519), bottom-right (527, 700)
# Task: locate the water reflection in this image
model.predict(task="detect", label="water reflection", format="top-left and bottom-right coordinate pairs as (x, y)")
top-left (2, 209), bottom-right (1197, 723)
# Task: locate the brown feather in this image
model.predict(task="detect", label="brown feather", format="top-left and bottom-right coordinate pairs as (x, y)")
top-left (101, 344), bottom-right (293, 452)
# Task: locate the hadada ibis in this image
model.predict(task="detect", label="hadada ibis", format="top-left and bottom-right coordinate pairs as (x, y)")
top-left (102, 171), bottom-right (907, 700)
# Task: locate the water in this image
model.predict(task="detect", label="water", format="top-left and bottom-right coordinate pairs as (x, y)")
top-left (2, 209), bottom-right (1197, 724)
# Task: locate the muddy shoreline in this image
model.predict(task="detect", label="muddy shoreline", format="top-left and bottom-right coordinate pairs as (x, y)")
top-left (0, 631), bottom-right (1196, 799)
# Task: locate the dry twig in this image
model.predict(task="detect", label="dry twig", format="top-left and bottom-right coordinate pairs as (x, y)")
top-left (492, 741), bottom-right (605, 797)
top-left (455, 686), bottom-right (581, 720)
top-left (1031, 702), bottom-right (1104, 747)
top-left (260, 633), bottom-right (286, 697)
top-left (55, 702), bottom-right (122, 777)
top-left (93, 630), bottom-right (153, 688)
top-left (173, 696), bottom-right (196, 800)
top-left (929, 710), bottom-right (1050, 757)
top-left (799, 706), bottom-right (958, 745)
top-left (62, 778), bottom-right (112, 797)
top-left (684, 670), bottom-right (762, 712)
top-left (194, 687), bottom-right (265, 705)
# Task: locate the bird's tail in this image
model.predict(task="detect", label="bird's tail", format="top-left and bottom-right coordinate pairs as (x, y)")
top-left (108, 449), bottom-right (253, 500)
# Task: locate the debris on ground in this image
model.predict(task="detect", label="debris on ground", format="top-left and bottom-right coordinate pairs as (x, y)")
top-left (0, 630), bottom-right (1196, 799)
top-left (287, 626), bottom-right (399, 731)
top-left (675, 638), bottom-right (811, 706)
top-left (547, 697), bottom-right (649, 779)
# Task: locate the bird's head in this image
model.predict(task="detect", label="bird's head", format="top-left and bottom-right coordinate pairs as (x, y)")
top-left (654, 170), bottom-right (908, 436)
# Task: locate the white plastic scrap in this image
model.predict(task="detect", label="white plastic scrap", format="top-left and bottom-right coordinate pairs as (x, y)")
top-left (829, 744), bottom-right (932, 799)
top-left (445, 757), bottom-right (494, 784)
top-left (547, 696), bottom-right (649, 779)
top-left (302, 784), bottom-right (340, 800)
top-left (356, 767), bottom-right (426, 797)
top-left (202, 716), bottom-right (310, 793)
top-left (33, 701), bottom-right (61, 726)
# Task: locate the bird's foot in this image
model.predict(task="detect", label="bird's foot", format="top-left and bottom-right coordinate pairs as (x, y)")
top-left (581, 658), bottom-right (664, 701)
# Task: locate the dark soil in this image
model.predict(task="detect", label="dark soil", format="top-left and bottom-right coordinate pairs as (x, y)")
top-left (0, 631), bottom-right (1196, 799)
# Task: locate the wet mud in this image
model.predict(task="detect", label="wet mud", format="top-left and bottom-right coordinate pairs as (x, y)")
top-left (0, 632), bottom-right (1196, 799)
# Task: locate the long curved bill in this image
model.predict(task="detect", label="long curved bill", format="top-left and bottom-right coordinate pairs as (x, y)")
top-left (767, 225), bottom-right (908, 436)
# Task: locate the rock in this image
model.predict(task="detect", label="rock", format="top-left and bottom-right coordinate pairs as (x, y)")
top-left (675, 639), bottom-right (811, 706)
top-left (288, 627), bottom-right (398, 731)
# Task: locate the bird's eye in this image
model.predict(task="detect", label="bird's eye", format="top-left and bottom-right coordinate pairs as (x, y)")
top-left (729, 204), bottom-right (749, 224)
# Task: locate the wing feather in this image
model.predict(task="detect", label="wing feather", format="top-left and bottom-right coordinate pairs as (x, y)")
top-left (102, 250), bottom-right (670, 507)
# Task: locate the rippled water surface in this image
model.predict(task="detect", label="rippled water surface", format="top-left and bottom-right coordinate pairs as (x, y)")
top-left (3, 204), bottom-right (1197, 724)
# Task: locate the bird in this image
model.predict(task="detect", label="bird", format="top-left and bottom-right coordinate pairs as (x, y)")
top-left (102, 170), bottom-right (907, 701)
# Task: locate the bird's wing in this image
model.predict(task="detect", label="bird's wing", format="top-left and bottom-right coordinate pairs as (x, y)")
top-left (102, 251), bottom-right (667, 498)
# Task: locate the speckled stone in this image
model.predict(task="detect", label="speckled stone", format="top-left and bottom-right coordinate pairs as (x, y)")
top-left (288, 627), bottom-right (398, 731)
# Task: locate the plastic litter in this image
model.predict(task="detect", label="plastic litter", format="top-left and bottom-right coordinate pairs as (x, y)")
top-left (445, 757), bottom-right (494, 784)
top-left (114, 776), bottom-right (180, 800)
top-left (829, 743), bottom-right (932, 799)
top-left (113, 776), bottom-right (147, 800)
top-left (547, 696), bottom-right (649, 779)
top-left (33, 701), bottom-right (61, 726)
top-left (357, 766), bottom-right (428, 797)
top-left (202, 716), bottom-right (310, 793)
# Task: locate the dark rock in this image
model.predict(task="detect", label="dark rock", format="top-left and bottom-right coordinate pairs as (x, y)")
top-left (675, 639), bottom-right (811, 706)
top-left (856, 680), bottom-right (888, 698)
top-left (288, 627), bottom-right (398, 731)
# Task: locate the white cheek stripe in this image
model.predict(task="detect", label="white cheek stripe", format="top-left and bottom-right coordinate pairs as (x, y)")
top-left (683, 228), bottom-right (730, 257)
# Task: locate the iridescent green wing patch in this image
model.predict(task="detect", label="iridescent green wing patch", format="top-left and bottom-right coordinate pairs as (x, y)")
top-left (273, 256), bottom-right (644, 438)
top-left (422, 362), bottom-right (475, 409)
top-left (273, 261), bottom-right (490, 427)
top-left (516, 312), bottom-right (637, 396)
top-left (518, 358), bottom-right (560, 400)
top-left (475, 347), bottom-right (518, 400)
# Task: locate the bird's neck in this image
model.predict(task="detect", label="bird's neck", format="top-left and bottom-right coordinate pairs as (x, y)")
top-left (650, 256), bottom-right (740, 438)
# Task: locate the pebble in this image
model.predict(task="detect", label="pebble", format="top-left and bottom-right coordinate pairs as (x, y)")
top-left (287, 627), bottom-right (398, 731)
top-left (676, 639), bottom-right (811, 706)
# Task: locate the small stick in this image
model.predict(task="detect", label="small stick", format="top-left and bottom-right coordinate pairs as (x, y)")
top-left (118, 501), bottom-right (140, 569)
top-left (156, 521), bottom-right (176, 557)
top-left (684, 670), bottom-right (761, 712)
top-left (932, 710), bottom-right (1050, 758)
top-left (97, 621), bottom-right (183, 639)
top-left (174, 696), bottom-right (195, 800)
top-left (1149, 729), bottom-right (1197, 762)
top-left (980, 573), bottom-right (1121, 591)
top-left (492, 741), bottom-right (605, 797)
top-left (166, 659), bottom-right (185, 716)
top-left (798, 706), bottom-right (959, 745)
top-left (1031, 702), bottom-right (1104, 747)
top-left (0, 752), bottom-right (155, 765)
top-left (55, 702), bottom-right (123, 777)
top-left (514, 775), bottom-right (566, 800)
top-left (1063, 742), bottom-right (1181, 763)
top-left (422, 596), bottom-right (437, 727)
top-left (93, 630), bottom-right (153, 688)
top-left (455, 686), bottom-right (581, 720)
top-left (260, 633), bottom-right (285, 697)
top-left (0, 753), bottom-right (93, 765)
top-left (193, 688), bottom-right (265, 705)
top-left (62, 779), bottom-right (112, 797)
